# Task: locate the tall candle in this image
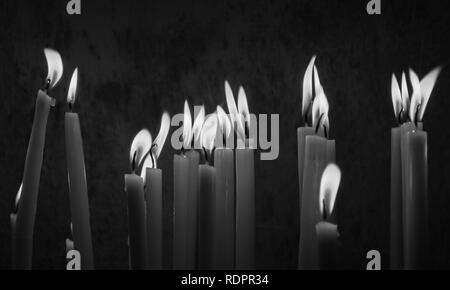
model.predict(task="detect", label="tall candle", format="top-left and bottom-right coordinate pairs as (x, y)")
top-left (142, 112), bottom-right (170, 270)
top-left (197, 113), bottom-right (218, 269)
top-left (186, 150), bottom-right (199, 269)
top-left (389, 74), bottom-right (404, 269)
top-left (173, 101), bottom-right (193, 269)
top-left (316, 163), bottom-right (341, 270)
top-left (65, 68), bottom-right (94, 270)
top-left (298, 57), bottom-right (334, 269)
top-left (225, 82), bottom-right (255, 270)
top-left (173, 154), bottom-right (189, 269)
top-left (213, 106), bottom-right (235, 269)
top-left (13, 49), bottom-right (63, 269)
top-left (125, 129), bottom-right (151, 270)
top-left (198, 164), bottom-right (216, 269)
top-left (404, 129), bottom-right (428, 269)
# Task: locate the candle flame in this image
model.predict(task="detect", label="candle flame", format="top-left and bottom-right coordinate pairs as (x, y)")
top-left (15, 183), bottom-right (23, 209)
top-left (182, 100), bottom-right (193, 148)
top-left (225, 81), bottom-right (242, 134)
top-left (312, 91), bottom-right (329, 134)
top-left (67, 68), bottom-right (78, 105)
top-left (217, 105), bottom-right (232, 139)
top-left (391, 74), bottom-right (402, 119)
top-left (129, 129), bottom-right (152, 171)
top-left (408, 68), bottom-right (421, 124)
top-left (201, 113), bottom-right (218, 153)
top-left (302, 55), bottom-right (316, 120)
top-left (192, 105), bottom-right (205, 146)
top-left (418, 66), bottom-right (442, 122)
top-left (153, 112), bottom-right (171, 159)
top-left (319, 163), bottom-right (341, 218)
top-left (44, 48), bottom-right (63, 89)
top-left (400, 72), bottom-right (409, 115)
top-left (237, 86), bottom-right (250, 141)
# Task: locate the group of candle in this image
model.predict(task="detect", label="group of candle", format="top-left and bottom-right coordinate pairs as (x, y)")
top-left (125, 81), bottom-right (256, 270)
top-left (296, 56), bottom-right (441, 270)
top-left (11, 48), bottom-right (442, 270)
top-left (389, 67), bottom-right (442, 270)
top-left (11, 49), bottom-right (93, 269)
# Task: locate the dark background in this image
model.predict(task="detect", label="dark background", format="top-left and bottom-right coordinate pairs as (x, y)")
top-left (0, 0), bottom-right (449, 269)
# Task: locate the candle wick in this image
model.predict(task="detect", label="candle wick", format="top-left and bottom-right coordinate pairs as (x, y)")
top-left (44, 78), bottom-right (51, 93)
top-left (322, 199), bottom-right (327, 221)
top-left (315, 113), bottom-right (325, 134)
top-left (323, 124), bottom-right (328, 139)
top-left (203, 147), bottom-right (209, 164)
top-left (68, 102), bottom-right (73, 112)
top-left (131, 151), bottom-right (137, 173)
top-left (150, 144), bottom-right (157, 168)
top-left (397, 108), bottom-right (403, 125)
top-left (414, 104), bottom-right (421, 128)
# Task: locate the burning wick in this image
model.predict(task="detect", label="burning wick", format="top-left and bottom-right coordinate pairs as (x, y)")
top-left (132, 151), bottom-right (137, 173)
top-left (315, 112), bottom-right (326, 136)
top-left (322, 199), bottom-right (327, 221)
top-left (44, 78), bottom-right (51, 92)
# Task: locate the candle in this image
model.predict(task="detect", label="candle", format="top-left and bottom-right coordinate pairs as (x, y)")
top-left (141, 112), bottom-right (170, 270)
top-left (13, 49), bottom-right (63, 269)
top-left (298, 58), bottom-right (334, 269)
top-left (173, 101), bottom-right (193, 269)
top-left (125, 129), bottom-right (150, 270)
top-left (316, 163), bottom-right (341, 270)
top-left (213, 105), bottom-right (235, 269)
top-left (390, 67), bottom-right (441, 269)
top-left (197, 113), bottom-right (218, 269)
top-left (64, 68), bottom-right (94, 270)
top-left (226, 82), bottom-right (255, 269)
top-left (10, 184), bottom-right (22, 267)
top-left (185, 105), bottom-right (203, 269)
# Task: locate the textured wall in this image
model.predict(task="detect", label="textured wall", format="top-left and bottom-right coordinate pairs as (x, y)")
top-left (0, 0), bottom-right (449, 269)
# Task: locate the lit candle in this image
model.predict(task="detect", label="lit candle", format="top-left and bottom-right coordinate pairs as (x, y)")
top-left (198, 113), bottom-right (218, 269)
top-left (403, 68), bottom-right (441, 269)
top-left (213, 105), bottom-right (235, 269)
top-left (125, 129), bottom-right (150, 270)
top-left (185, 105), bottom-right (204, 269)
top-left (389, 73), bottom-right (404, 270)
top-left (13, 49), bottom-right (63, 269)
top-left (173, 101), bottom-right (193, 269)
top-left (65, 68), bottom-right (94, 270)
top-left (316, 163), bottom-right (341, 270)
top-left (66, 223), bottom-right (74, 253)
top-left (226, 82), bottom-right (255, 270)
top-left (298, 60), bottom-right (335, 270)
top-left (141, 112), bottom-right (170, 270)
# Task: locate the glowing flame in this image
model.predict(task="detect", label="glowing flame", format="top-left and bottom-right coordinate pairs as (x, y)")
top-left (401, 72), bottom-right (409, 115)
top-left (237, 86), bottom-right (250, 139)
top-left (319, 163), bottom-right (341, 218)
top-left (302, 55), bottom-right (316, 120)
top-left (44, 48), bottom-right (63, 89)
top-left (67, 68), bottom-right (78, 105)
top-left (153, 112), bottom-right (171, 159)
top-left (182, 100), bottom-right (193, 148)
top-left (225, 81), bottom-right (248, 143)
top-left (418, 66), bottom-right (442, 122)
top-left (391, 74), bottom-right (402, 119)
top-left (192, 105), bottom-right (205, 146)
top-left (217, 105), bottom-right (232, 139)
top-left (15, 183), bottom-right (23, 209)
top-left (408, 68), bottom-right (421, 124)
top-left (129, 129), bottom-right (152, 171)
top-left (312, 91), bottom-right (329, 133)
top-left (201, 113), bottom-right (218, 152)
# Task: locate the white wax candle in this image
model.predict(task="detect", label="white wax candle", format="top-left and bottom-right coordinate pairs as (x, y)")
top-left (198, 164), bottom-right (216, 269)
top-left (173, 154), bottom-right (190, 269)
top-left (64, 68), bottom-right (94, 269)
top-left (404, 129), bottom-right (428, 269)
top-left (145, 168), bottom-right (162, 270)
top-left (124, 174), bottom-right (148, 269)
top-left (213, 148), bottom-right (235, 269)
top-left (298, 135), bottom-right (328, 270)
top-left (14, 90), bottom-right (53, 269)
top-left (390, 127), bottom-right (403, 269)
top-left (316, 221), bottom-right (339, 270)
top-left (185, 150), bottom-right (200, 269)
top-left (235, 148), bottom-right (255, 270)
